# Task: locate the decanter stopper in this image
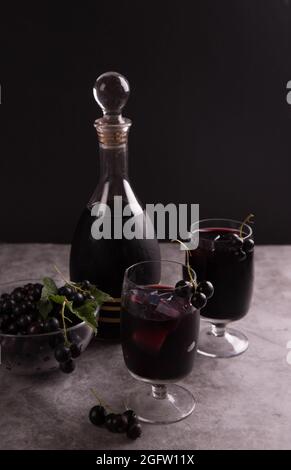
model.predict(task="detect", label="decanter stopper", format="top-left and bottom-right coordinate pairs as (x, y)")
top-left (93, 72), bottom-right (131, 146)
top-left (93, 71), bottom-right (130, 122)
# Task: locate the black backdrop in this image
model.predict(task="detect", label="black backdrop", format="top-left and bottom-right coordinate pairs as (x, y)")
top-left (0, 1), bottom-right (290, 244)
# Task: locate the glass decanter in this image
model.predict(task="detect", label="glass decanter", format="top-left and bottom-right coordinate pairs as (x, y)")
top-left (70, 72), bottom-right (161, 339)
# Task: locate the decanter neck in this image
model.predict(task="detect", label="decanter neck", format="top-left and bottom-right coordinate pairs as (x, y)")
top-left (99, 143), bottom-right (128, 179)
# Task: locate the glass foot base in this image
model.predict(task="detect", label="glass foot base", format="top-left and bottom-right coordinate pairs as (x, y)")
top-left (198, 326), bottom-right (249, 358)
top-left (125, 383), bottom-right (195, 424)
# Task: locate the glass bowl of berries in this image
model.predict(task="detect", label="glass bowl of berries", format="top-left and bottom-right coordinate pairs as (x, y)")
top-left (0, 278), bottom-right (110, 375)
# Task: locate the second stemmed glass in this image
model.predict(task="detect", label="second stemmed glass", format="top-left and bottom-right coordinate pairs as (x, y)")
top-left (188, 218), bottom-right (254, 358)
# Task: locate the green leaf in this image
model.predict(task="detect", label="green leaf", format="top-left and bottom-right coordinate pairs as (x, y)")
top-left (49, 294), bottom-right (66, 305)
top-left (42, 277), bottom-right (58, 297)
top-left (88, 285), bottom-right (112, 304)
top-left (37, 300), bottom-right (53, 319)
top-left (73, 300), bottom-right (98, 333)
top-left (37, 277), bottom-right (59, 320)
top-left (36, 279), bottom-right (109, 333)
top-left (49, 293), bottom-right (97, 333)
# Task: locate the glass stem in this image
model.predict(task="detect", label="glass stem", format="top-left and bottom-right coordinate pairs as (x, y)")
top-left (152, 384), bottom-right (168, 400)
top-left (211, 323), bottom-right (226, 337)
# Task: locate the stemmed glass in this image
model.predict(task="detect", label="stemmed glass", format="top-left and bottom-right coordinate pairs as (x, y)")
top-left (189, 218), bottom-right (254, 358)
top-left (120, 260), bottom-right (200, 424)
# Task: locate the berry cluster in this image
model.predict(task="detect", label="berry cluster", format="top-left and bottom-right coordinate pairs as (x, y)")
top-left (0, 279), bottom-right (98, 374)
top-left (89, 405), bottom-right (142, 440)
top-left (58, 280), bottom-right (95, 308)
top-left (174, 279), bottom-right (214, 310)
top-left (215, 233), bottom-right (254, 261)
top-left (0, 283), bottom-right (44, 335)
top-left (53, 341), bottom-right (81, 373)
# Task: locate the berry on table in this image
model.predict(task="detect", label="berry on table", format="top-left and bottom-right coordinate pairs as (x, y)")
top-left (123, 409), bottom-right (139, 428)
top-left (105, 413), bottom-right (118, 432)
top-left (123, 409), bottom-right (138, 424)
top-left (127, 423), bottom-right (142, 440)
top-left (60, 359), bottom-right (75, 373)
top-left (89, 405), bottom-right (106, 426)
top-left (113, 414), bottom-right (128, 433)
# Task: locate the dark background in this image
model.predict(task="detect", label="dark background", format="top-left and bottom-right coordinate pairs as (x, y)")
top-left (0, 1), bottom-right (290, 244)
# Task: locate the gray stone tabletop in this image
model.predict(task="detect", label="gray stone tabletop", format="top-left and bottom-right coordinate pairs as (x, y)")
top-left (0, 243), bottom-right (290, 450)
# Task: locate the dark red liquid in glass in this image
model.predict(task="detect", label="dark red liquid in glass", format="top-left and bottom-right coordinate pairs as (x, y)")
top-left (189, 228), bottom-right (254, 321)
top-left (121, 285), bottom-right (200, 381)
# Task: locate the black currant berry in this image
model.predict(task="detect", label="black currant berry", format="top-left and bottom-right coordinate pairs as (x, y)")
top-left (19, 302), bottom-right (28, 314)
top-left (54, 344), bottom-right (71, 363)
top-left (70, 343), bottom-right (81, 358)
top-left (243, 238), bottom-right (254, 253)
top-left (59, 285), bottom-right (74, 300)
top-left (0, 313), bottom-right (10, 330)
top-left (220, 232), bottom-right (243, 246)
top-left (2, 300), bottom-right (13, 314)
top-left (197, 281), bottom-right (214, 299)
top-left (105, 414), bottom-right (118, 432)
top-left (44, 317), bottom-right (60, 332)
top-left (24, 283), bottom-right (34, 292)
top-left (17, 314), bottom-right (32, 330)
top-left (30, 309), bottom-right (39, 321)
top-left (191, 292), bottom-right (207, 309)
top-left (82, 280), bottom-right (91, 289)
top-left (11, 290), bottom-right (23, 303)
top-left (6, 322), bottom-right (18, 335)
top-left (89, 405), bottom-right (106, 426)
top-left (73, 292), bottom-right (85, 307)
top-left (234, 249), bottom-right (247, 262)
top-left (1, 293), bottom-right (10, 300)
top-left (27, 323), bottom-right (42, 335)
top-left (123, 409), bottom-right (138, 427)
top-left (34, 283), bottom-right (43, 291)
top-left (25, 301), bottom-right (34, 312)
top-left (33, 285), bottom-right (43, 301)
top-left (174, 280), bottom-right (193, 299)
top-left (12, 305), bottom-right (22, 317)
top-left (60, 359), bottom-right (75, 373)
top-left (127, 423), bottom-right (142, 440)
top-left (113, 414), bottom-right (128, 433)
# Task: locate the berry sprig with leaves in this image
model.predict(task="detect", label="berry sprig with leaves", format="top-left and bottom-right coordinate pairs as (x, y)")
top-left (37, 277), bottom-right (111, 336)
